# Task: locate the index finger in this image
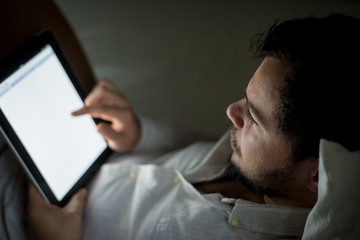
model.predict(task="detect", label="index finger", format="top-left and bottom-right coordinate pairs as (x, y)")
top-left (71, 105), bottom-right (129, 123)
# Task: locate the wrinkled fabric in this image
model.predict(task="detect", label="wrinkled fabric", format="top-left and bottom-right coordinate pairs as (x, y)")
top-left (302, 139), bottom-right (360, 240)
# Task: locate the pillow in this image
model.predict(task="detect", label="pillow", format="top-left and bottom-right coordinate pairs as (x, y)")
top-left (302, 139), bottom-right (360, 239)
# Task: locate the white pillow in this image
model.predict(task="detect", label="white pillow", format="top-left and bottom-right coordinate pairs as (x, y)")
top-left (302, 139), bottom-right (360, 239)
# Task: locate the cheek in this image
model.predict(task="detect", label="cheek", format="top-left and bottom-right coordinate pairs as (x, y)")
top-left (240, 134), bottom-right (268, 174)
top-left (238, 131), bottom-right (289, 177)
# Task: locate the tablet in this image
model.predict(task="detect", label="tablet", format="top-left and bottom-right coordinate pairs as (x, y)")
top-left (0, 30), bottom-right (112, 207)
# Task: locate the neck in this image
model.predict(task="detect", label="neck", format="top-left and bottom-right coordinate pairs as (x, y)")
top-left (193, 176), bottom-right (265, 203)
top-left (263, 189), bottom-right (317, 208)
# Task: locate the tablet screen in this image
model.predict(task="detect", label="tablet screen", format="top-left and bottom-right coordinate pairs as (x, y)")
top-left (0, 44), bottom-right (107, 201)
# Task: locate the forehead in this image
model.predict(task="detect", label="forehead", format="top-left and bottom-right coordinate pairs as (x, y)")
top-left (246, 57), bottom-right (285, 127)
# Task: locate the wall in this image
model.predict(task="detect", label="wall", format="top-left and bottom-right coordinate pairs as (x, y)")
top-left (54, 0), bottom-right (360, 140)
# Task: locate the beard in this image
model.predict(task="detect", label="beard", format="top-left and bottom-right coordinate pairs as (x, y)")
top-left (225, 154), bottom-right (295, 198)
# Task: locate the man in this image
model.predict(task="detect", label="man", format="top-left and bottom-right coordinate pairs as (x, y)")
top-left (2, 13), bottom-right (359, 240)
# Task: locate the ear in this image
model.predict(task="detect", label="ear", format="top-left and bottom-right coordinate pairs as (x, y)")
top-left (306, 159), bottom-right (319, 194)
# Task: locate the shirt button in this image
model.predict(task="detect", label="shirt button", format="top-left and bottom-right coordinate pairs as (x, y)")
top-left (231, 219), bottom-right (240, 227)
top-left (173, 177), bottom-right (180, 185)
top-left (129, 171), bottom-right (137, 179)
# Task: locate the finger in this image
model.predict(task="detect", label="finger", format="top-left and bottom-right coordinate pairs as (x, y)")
top-left (27, 184), bottom-right (59, 216)
top-left (71, 107), bottom-right (88, 117)
top-left (85, 85), bottom-right (125, 107)
top-left (97, 123), bottom-right (120, 142)
top-left (72, 105), bottom-right (130, 124)
top-left (98, 78), bottom-right (117, 90)
top-left (72, 79), bottom-right (126, 116)
top-left (96, 79), bottom-right (122, 101)
top-left (98, 125), bottom-right (126, 152)
top-left (64, 188), bottom-right (88, 214)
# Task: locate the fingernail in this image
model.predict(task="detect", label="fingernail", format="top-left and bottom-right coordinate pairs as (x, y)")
top-left (71, 107), bottom-right (85, 116)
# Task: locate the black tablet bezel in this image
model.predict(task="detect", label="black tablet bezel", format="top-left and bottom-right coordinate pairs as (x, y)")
top-left (0, 30), bottom-right (112, 207)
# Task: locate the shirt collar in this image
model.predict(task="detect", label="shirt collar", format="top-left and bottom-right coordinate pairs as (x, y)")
top-left (228, 198), bottom-right (311, 237)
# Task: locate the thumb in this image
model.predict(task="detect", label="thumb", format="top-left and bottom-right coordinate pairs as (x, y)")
top-left (64, 188), bottom-right (88, 213)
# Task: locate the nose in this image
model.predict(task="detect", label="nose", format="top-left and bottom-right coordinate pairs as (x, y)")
top-left (226, 98), bottom-right (245, 128)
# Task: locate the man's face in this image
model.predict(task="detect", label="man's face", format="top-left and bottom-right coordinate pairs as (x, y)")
top-left (226, 57), bottom-right (295, 197)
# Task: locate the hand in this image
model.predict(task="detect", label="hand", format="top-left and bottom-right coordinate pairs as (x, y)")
top-left (27, 184), bottom-right (88, 240)
top-left (72, 78), bottom-right (141, 152)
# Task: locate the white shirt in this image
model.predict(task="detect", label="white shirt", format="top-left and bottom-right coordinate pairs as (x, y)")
top-left (82, 117), bottom-right (311, 239)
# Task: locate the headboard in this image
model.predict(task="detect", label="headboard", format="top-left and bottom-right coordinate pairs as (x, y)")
top-left (0, 0), bottom-right (96, 94)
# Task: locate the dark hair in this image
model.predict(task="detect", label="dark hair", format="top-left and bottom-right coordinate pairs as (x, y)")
top-left (250, 13), bottom-right (360, 162)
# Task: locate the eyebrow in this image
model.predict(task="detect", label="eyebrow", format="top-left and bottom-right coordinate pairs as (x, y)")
top-left (245, 91), bottom-right (265, 125)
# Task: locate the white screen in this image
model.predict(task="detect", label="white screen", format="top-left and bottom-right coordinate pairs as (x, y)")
top-left (0, 45), bottom-right (107, 200)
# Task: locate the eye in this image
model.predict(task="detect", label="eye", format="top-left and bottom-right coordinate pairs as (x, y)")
top-left (246, 108), bottom-right (257, 125)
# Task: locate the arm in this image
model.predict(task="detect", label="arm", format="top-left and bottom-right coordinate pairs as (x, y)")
top-left (134, 115), bottom-right (187, 152)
